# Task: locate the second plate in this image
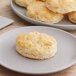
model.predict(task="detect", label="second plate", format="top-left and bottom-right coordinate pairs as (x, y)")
top-left (11, 0), bottom-right (76, 30)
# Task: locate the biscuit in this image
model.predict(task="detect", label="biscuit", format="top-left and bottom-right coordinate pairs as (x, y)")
top-left (16, 31), bottom-right (57, 60)
top-left (27, 1), bottom-right (64, 24)
top-left (46, 0), bottom-right (76, 14)
top-left (14, 0), bottom-right (35, 7)
top-left (68, 12), bottom-right (76, 23)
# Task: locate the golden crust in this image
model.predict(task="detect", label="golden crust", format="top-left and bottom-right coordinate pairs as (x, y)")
top-left (46, 0), bottom-right (76, 14)
top-left (16, 31), bottom-right (57, 48)
top-left (68, 11), bottom-right (76, 23)
top-left (16, 31), bottom-right (57, 60)
top-left (14, 0), bottom-right (46, 7)
top-left (14, 0), bottom-right (36, 7)
top-left (27, 1), bottom-right (64, 24)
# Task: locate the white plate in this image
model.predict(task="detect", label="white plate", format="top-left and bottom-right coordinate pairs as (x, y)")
top-left (10, 0), bottom-right (76, 30)
top-left (0, 26), bottom-right (76, 75)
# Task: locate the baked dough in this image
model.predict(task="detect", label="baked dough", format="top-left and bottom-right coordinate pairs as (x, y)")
top-left (46, 0), bottom-right (76, 14)
top-left (14, 0), bottom-right (35, 7)
top-left (14, 0), bottom-right (46, 7)
top-left (27, 1), bottom-right (64, 24)
top-left (68, 12), bottom-right (76, 23)
top-left (16, 31), bottom-right (57, 60)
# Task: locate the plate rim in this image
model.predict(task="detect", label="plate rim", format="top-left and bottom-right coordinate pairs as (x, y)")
top-left (0, 26), bottom-right (76, 74)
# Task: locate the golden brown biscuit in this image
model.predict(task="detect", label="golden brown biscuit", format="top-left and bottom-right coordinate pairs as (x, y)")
top-left (14, 0), bottom-right (35, 7)
top-left (27, 1), bottom-right (64, 24)
top-left (14, 0), bottom-right (46, 7)
top-left (16, 31), bottom-right (57, 60)
top-left (68, 12), bottom-right (76, 23)
top-left (46, 0), bottom-right (76, 14)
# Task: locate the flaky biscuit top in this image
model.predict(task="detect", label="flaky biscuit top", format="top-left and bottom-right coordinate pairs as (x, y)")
top-left (16, 31), bottom-right (57, 53)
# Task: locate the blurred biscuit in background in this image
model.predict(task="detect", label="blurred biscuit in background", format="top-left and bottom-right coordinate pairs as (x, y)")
top-left (27, 1), bottom-right (64, 24)
top-left (46, 0), bottom-right (76, 14)
top-left (68, 12), bottom-right (76, 23)
top-left (14, 0), bottom-right (35, 7)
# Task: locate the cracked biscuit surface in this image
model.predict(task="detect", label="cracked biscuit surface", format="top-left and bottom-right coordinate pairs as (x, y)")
top-left (27, 1), bottom-right (64, 24)
top-left (46, 0), bottom-right (76, 14)
top-left (16, 31), bottom-right (57, 60)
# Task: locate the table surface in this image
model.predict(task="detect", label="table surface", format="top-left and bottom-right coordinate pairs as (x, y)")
top-left (0, 0), bottom-right (76, 76)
